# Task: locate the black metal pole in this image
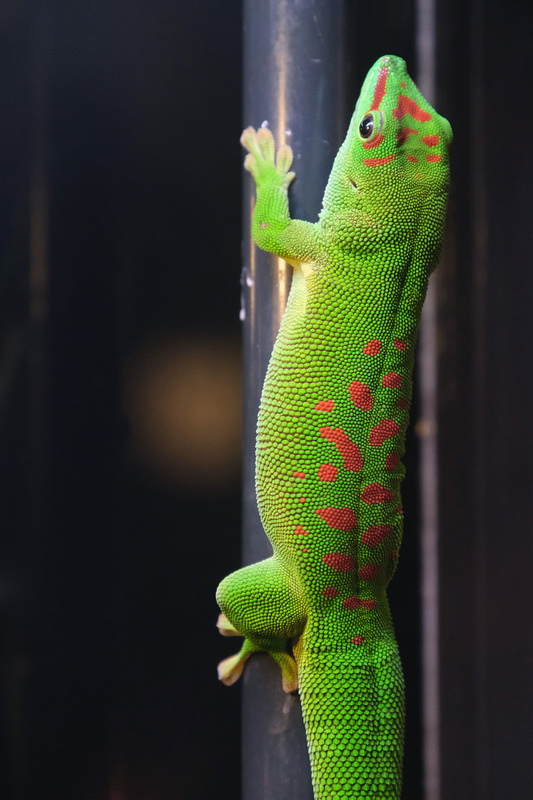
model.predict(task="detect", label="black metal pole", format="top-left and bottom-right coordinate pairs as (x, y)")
top-left (415, 1), bottom-right (441, 797)
top-left (241, 1), bottom-right (346, 798)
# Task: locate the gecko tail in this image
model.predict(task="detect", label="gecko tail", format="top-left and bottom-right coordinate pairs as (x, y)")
top-left (298, 649), bottom-right (404, 799)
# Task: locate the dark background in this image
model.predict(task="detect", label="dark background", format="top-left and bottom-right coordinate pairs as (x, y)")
top-left (1, 1), bottom-right (532, 799)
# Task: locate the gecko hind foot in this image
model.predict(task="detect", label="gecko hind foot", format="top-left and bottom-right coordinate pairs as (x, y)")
top-left (216, 613), bottom-right (241, 637)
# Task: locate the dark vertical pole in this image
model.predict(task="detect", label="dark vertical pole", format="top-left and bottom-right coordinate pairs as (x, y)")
top-left (241, 1), bottom-right (346, 798)
top-left (434, 1), bottom-right (533, 798)
top-left (415, 2), bottom-right (440, 798)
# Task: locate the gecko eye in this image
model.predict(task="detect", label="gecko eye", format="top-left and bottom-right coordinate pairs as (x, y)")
top-left (358, 109), bottom-right (384, 142)
top-left (359, 114), bottom-right (374, 138)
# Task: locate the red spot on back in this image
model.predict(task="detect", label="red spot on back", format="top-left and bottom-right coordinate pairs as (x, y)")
top-left (385, 453), bottom-right (400, 471)
top-left (320, 427), bottom-right (363, 472)
top-left (349, 380), bottom-right (374, 411)
top-left (369, 419), bottom-right (400, 446)
top-left (426, 154), bottom-right (442, 163)
top-left (421, 134), bottom-right (439, 146)
top-left (372, 65), bottom-right (389, 109)
top-left (299, 497), bottom-right (306, 503)
top-left (363, 339), bottom-right (382, 355)
top-left (351, 635), bottom-right (365, 645)
top-left (322, 552), bottom-right (356, 572)
top-left (397, 127), bottom-right (418, 145)
top-left (359, 564), bottom-right (381, 580)
top-left (394, 338), bottom-right (406, 350)
top-left (318, 463), bottom-right (338, 482)
top-left (398, 398), bottom-right (408, 410)
top-left (322, 586), bottom-right (339, 598)
top-left (315, 399), bottom-right (334, 411)
top-left (393, 95), bottom-right (432, 122)
top-left (362, 484), bottom-right (394, 504)
top-left (362, 133), bottom-right (384, 150)
top-left (294, 525), bottom-right (308, 536)
top-left (343, 596), bottom-right (378, 611)
top-left (316, 507), bottom-right (358, 531)
top-left (406, 154), bottom-right (418, 163)
top-left (382, 372), bottom-right (402, 388)
top-left (343, 596), bottom-right (362, 610)
top-left (363, 154), bottom-right (396, 167)
top-left (361, 524), bottom-right (392, 547)
top-left (293, 471), bottom-right (306, 479)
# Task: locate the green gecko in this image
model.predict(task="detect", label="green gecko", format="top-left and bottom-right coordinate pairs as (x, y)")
top-left (216, 55), bottom-right (452, 799)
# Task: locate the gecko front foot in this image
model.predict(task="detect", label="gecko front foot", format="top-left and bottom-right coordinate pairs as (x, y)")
top-left (240, 126), bottom-right (295, 190)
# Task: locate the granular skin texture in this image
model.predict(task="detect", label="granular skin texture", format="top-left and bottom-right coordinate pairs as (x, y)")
top-left (217, 55), bottom-right (452, 799)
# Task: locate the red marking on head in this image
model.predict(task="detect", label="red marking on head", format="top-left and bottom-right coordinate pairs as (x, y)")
top-left (397, 505), bottom-right (403, 515)
top-left (316, 507), bottom-right (358, 531)
top-left (421, 134), bottom-right (439, 147)
top-left (393, 95), bottom-right (432, 122)
top-left (293, 471), bottom-right (305, 479)
top-left (382, 372), bottom-right (402, 388)
top-left (349, 380), bottom-right (374, 411)
top-left (426, 154), bottom-right (442, 163)
top-left (363, 154), bottom-right (396, 167)
top-left (362, 133), bottom-right (384, 150)
top-left (363, 339), bottom-right (382, 355)
top-left (397, 127), bottom-right (418, 145)
top-left (362, 483), bottom-right (395, 504)
top-left (400, 81), bottom-right (406, 89)
top-left (361, 524), bottom-right (392, 547)
top-left (359, 563), bottom-right (380, 580)
top-left (385, 453), bottom-right (400, 471)
top-left (406, 154), bottom-right (418, 163)
top-left (398, 398), bottom-right (408, 410)
top-left (369, 419), bottom-right (400, 446)
top-left (320, 427), bottom-right (363, 472)
top-left (394, 338), bottom-right (406, 350)
top-left (318, 463), bottom-right (338, 482)
top-left (294, 525), bottom-right (308, 536)
top-left (299, 497), bottom-right (306, 503)
top-left (322, 586), bottom-right (339, 598)
top-left (315, 399), bottom-right (334, 412)
top-left (372, 65), bottom-right (389, 109)
top-left (322, 552), bottom-right (356, 572)
top-left (351, 635), bottom-right (365, 645)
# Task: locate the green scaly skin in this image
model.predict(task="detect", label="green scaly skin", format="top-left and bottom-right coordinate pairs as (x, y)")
top-left (216, 55), bottom-right (452, 799)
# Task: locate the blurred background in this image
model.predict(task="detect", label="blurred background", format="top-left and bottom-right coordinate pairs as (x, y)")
top-left (0, 2), bottom-right (243, 798)
top-left (1, 1), bottom-right (533, 799)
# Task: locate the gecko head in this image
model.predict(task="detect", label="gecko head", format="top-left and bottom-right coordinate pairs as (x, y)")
top-left (320, 55), bottom-right (452, 256)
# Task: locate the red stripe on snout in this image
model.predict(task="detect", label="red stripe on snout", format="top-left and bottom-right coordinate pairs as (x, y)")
top-left (372, 66), bottom-right (389, 109)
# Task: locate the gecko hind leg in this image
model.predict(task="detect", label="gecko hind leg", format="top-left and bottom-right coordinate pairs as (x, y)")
top-left (217, 634), bottom-right (299, 693)
top-left (216, 555), bottom-right (305, 692)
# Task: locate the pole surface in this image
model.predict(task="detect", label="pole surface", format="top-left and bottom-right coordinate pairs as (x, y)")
top-left (241, 1), bottom-right (346, 797)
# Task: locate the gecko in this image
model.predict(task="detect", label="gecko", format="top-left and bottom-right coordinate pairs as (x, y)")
top-left (216, 55), bottom-right (452, 799)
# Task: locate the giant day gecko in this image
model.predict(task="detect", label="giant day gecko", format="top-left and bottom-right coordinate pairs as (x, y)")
top-left (216, 55), bottom-right (452, 799)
